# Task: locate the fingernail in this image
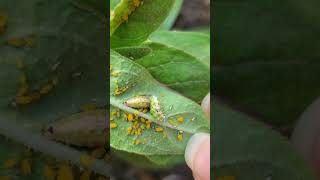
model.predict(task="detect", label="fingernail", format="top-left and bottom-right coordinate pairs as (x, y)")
top-left (201, 93), bottom-right (210, 116)
top-left (185, 133), bottom-right (210, 172)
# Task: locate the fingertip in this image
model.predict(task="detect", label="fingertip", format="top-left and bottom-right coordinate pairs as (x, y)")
top-left (201, 93), bottom-right (210, 117)
top-left (185, 133), bottom-right (210, 180)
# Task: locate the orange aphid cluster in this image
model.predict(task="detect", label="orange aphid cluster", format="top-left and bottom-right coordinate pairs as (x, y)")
top-left (7, 36), bottom-right (34, 48)
top-left (110, 64), bottom-right (131, 96)
top-left (12, 58), bottom-right (61, 106)
top-left (1, 146), bottom-right (109, 179)
top-left (111, 107), bottom-right (168, 145)
top-left (121, 0), bottom-right (144, 23)
top-left (110, 102), bottom-right (187, 145)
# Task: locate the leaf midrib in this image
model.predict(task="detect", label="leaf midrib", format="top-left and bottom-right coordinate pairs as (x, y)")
top-left (110, 98), bottom-right (195, 134)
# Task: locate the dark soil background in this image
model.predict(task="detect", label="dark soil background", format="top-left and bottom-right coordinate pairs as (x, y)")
top-left (174, 0), bottom-right (210, 29)
top-left (110, 0), bottom-right (210, 180)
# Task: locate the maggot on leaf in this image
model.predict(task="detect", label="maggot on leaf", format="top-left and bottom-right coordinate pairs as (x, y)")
top-left (110, 50), bottom-right (209, 168)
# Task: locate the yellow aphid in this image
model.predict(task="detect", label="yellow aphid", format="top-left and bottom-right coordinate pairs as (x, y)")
top-left (7, 38), bottom-right (25, 47)
top-left (168, 119), bottom-right (175, 125)
top-left (177, 116), bottom-right (184, 124)
top-left (110, 122), bottom-right (118, 129)
top-left (0, 14), bottom-right (7, 34)
top-left (16, 58), bottom-right (25, 69)
top-left (133, 0), bottom-right (141, 7)
top-left (0, 176), bottom-right (11, 180)
top-left (130, 129), bottom-right (135, 136)
top-left (133, 121), bottom-right (139, 129)
top-left (127, 127), bottom-right (132, 135)
top-left (136, 128), bottom-right (142, 136)
top-left (3, 159), bottom-right (16, 168)
top-left (140, 117), bottom-right (146, 123)
top-left (15, 96), bottom-right (32, 105)
top-left (90, 148), bottom-right (106, 159)
top-left (114, 88), bottom-right (123, 95)
top-left (39, 84), bottom-right (53, 95)
top-left (127, 113), bottom-right (134, 121)
top-left (177, 131), bottom-right (184, 141)
top-left (122, 14), bottom-right (129, 22)
top-left (81, 103), bottom-right (96, 112)
top-left (30, 92), bottom-right (41, 101)
top-left (155, 127), bottom-right (163, 132)
top-left (57, 163), bottom-right (73, 180)
top-left (80, 155), bottom-right (94, 168)
top-left (217, 176), bottom-right (236, 180)
top-left (146, 120), bottom-right (152, 129)
top-left (80, 170), bottom-right (91, 180)
top-left (17, 86), bottom-right (28, 97)
top-left (111, 71), bottom-right (121, 77)
top-left (24, 37), bottom-right (34, 47)
top-left (43, 165), bottom-right (55, 180)
top-left (134, 139), bottom-right (141, 145)
top-left (20, 159), bottom-right (32, 175)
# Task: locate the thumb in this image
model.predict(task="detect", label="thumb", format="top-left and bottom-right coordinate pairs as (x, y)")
top-left (185, 133), bottom-right (210, 180)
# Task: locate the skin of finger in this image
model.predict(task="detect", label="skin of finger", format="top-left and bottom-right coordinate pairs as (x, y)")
top-left (192, 139), bottom-right (210, 180)
top-left (201, 93), bottom-right (210, 118)
top-left (189, 93), bottom-right (210, 180)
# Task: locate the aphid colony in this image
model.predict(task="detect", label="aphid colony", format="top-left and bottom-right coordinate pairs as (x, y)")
top-left (121, 0), bottom-right (143, 23)
top-left (110, 64), bottom-right (133, 96)
top-left (0, 12), bottom-right (34, 47)
top-left (12, 58), bottom-right (59, 106)
top-left (110, 96), bottom-right (185, 145)
top-left (0, 103), bottom-right (109, 179)
top-left (111, 0), bottom-right (143, 26)
top-left (7, 36), bottom-right (34, 48)
top-left (0, 146), bottom-right (109, 180)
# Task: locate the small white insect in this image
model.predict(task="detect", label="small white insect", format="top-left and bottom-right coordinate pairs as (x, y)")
top-left (150, 96), bottom-right (165, 121)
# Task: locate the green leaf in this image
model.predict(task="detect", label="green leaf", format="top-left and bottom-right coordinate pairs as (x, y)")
top-left (115, 42), bottom-right (210, 102)
top-left (110, 50), bottom-right (209, 167)
top-left (111, 0), bottom-right (121, 10)
top-left (110, 0), bottom-right (175, 48)
top-left (213, 1), bottom-right (320, 130)
top-left (150, 31), bottom-right (210, 67)
top-left (213, 102), bottom-right (316, 180)
top-left (0, 0), bottom-right (109, 178)
top-left (159, 0), bottom-right (184, 30)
